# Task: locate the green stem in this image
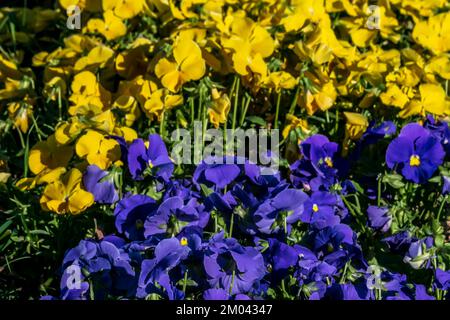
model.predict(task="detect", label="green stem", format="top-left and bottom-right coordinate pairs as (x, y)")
top-left (274, 91), bottom-right (281, 129)
top-left (288, 86), bottom-right (300, 114)
top-left (182, 270), bottom-right (188, 294)
top-left (229, 270), bottom-right (236, 295)
top-left (232, 76), bottom-right (240, 132)
top-left (228, 212), bottom-right (234, 238)
top-left (436, 196), bottom-right (448, 222)
top-left (190, 98), bottom-right (194, 127)
top-left (377, 175), bottom-right (382, 207)
top-left (159, 111), bottom-right (165, 138)
top-left (240, 93), bottom-right (251, 126)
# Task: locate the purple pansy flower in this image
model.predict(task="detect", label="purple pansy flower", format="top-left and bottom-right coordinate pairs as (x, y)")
top-left (386, 123), bottom-right (445, 184)
top-left (403, 237), bottom-right (434, 270)
top-left (203, 288), bottom-right (251, 300)
top-left (114, 195), bottom-right (158, 241)
top-left (301, 192), bottom-right (346, 230)
top-left (424, 115), bottom-right (450, 155)
top-left (290, 135), bottom-right (340, 191)
top-left (83, 165), bottom-right (119, 204)
top-left (203, 232), bottom-right (266, 295)
top-left (434, 268), bottom-right (450, 291)
top-left (367, 206), bottom-right (391, 233)
top-left (137, 237), bottom-right (190, 300)
top-left (443, 176), bottom-right (450, 195)
top-left (253, 189), bottom-right (308, 235)
top-left (60, 238), bottom-right (136, 300)
top-left (127, 134), bottom-right (174, 182)
top-left (144, 196), bottom-right (209, 237)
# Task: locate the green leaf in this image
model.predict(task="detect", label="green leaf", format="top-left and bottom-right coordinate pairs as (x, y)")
top-left (245, 116), bottom-right (266, 126)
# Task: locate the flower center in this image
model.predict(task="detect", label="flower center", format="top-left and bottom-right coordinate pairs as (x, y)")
top-left (409, 154), bottom-right (421, 167)
top-left (324, 156), bottom-right (333, 168)
top-left (180, 237), bottom-right (188, 246)
top-left (135, 219), bottom-right (144, 230)
top-left (312, 204), bottom-right (319, 212)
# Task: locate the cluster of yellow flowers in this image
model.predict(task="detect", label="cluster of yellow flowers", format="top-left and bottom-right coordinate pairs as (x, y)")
top-left (1, 0), bottom-right (450, 215)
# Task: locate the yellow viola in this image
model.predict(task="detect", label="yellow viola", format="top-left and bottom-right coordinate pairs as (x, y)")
top-left (263, 72), bottom-right (297, 91)
top-left (103, 0), bottom-right (145, 19)
top-left (143, 89), bottom-right (183, 121)
top-left (425, 55), bottom-right (450, 80)
top-left (40, 168), bottom-right (94, 215)
top-left (155, 35), bottom-right (206, 92)
top-left (208, 88), bottom-right (231, 128)
top-left (413, 12), bottom-right (450, 55)
top-left (74, 45), bottom-right (115, 72)
top-left (282, 114), bottom-right (310, 140)
top-left (342, 112), bottom-right (368, 156)
top-left (343, 112), bottom-right (368, 141)
top-left (221, 15), bottom-right (274, 78)
top-left (59, 0), bottom-right (102, 12)
top-left (69, 71), bottom-right (111, 114)
top-left (380, 84), bottom-right (410, 109)
top-left (29, 135), bottom-right (74, 175)
top-left (399, 84), bottom-right (449, 118)
top-left (43, 76), bottom-right (67, 101)
top-left (281, 0), bottom-right (326, 32)
top-left (0, 157), bottom-right (11, 184)
top-left (298, 76), bottom-right (337, 116)
top-left (75, 130), bottom-right (121, 170)
top-left (86, 10), bottom-right (127, 41)
top-left (7, 99), bottom-right (34, 133)
top-left (115, 38), bottom-right (153, 79)
top-left (112, 95), bottom-right (141, 126)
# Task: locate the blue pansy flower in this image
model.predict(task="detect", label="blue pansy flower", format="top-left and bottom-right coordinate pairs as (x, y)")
top-left (83, 165), bottom-right (119, 204)
top-left (127, 134), bottom-right (174, 182)
top-left (386, 123), bottom-right (445, 184)
top-left (203, 232), bottom-right (266, 295)
top-left (114, 194), bottom-right (158, 241)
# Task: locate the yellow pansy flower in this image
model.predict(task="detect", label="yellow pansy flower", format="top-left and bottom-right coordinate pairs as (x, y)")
top-left (60, 0), bottom-right (102, 12)
top-left (43, 76), bottom-right (67, 101)
top-left (155, 35), bottom-right (206, 92)
top-left (113, 126), bottom-right (138, 143)
top-left (263, 72), bottom-right (297, 91)
top-left (221, 15), bottom-right (274, 78)
top-left (413, 12), bottom-right (450, 55)
top-left (55, 119), bottom-right (86, 145)
top-left (399, 84), bottom-right (449, 118)
top-left (112, 95), bottom-right (141, 126)
top-left (103, 0), bottom-right (145, 19)
top-left (86, 10), bottom-right (127, 41)
top-left (380, 84), bottom-right (410, 109)
top-left (208, 88), bottom-right (231, 128)
top-left (143, 89), bottom-right (184, 121)
top-left (29, 135), bottom-right (74, 175)
top-left (282, 114), bottom-right (310, 140)
top-left (115, 38), bottom-right (153, 79)
top-left (69, 71), bottom-right (111, 114)
top-left (40, 168), bottom-right (94, 215)
top-left (7, 100), bottom-right (33, 133)
top-left (298, 76), bottom-right (337, 116)
top-left (425, 55), bottom-right (450, 80)
top-left (74, 45), bottom-right (115, 72)
top-left (342, 112), bottom-right (368, 156)
top-left (0, 157), bottom-right (11, 184)
top-left (16, 167), bottom-right (67, 191)
top-left (343, 112), bottom-right (368, 141)
top-left (281, 0), bottom-right (326, 32)
top-left (75, 130), bottom-right (121, 170)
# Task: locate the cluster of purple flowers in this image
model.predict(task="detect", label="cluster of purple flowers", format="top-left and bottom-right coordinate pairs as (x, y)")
top-left (44, 118), bottom-right (450, 300)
